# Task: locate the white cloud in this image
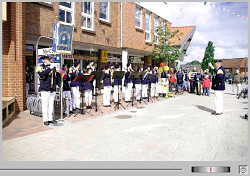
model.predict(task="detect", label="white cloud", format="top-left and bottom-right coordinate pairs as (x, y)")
top-left (140, 2), bottom-right (248, 64)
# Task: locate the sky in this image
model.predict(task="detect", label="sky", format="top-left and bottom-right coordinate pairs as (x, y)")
top-left (139, 2), bottom-right (248, 64)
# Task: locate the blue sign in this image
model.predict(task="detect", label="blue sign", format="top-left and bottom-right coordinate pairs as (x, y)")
top-left (52, 23), bottom-right (59, 52)
top-left (53, 54), bottom-right (60, 63)
top-left (57, 25), bottom-right (73, 54)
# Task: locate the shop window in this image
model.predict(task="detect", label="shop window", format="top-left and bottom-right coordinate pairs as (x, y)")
top-left (99, 2), bottom-right (110, 22)
top-left (154, 16), bottom-right (159, 44)
top-left (135, 5), bottom-right (142, 29)
top-left (59, 2), bottom-right (74, 25)
top-left (81, 2), bottom-right (94, 31)
top-left (145, 11), bottom-right (151, 42)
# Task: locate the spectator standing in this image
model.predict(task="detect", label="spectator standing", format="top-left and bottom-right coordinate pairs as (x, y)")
top-left (202, 75), bottom-right (211, 96)
top-left (169, 68), bottom-right (176, 93)
top-left (175, 68), bottom-right (184, 94)
top-left (188, 67), bottom-right (197, 93)
top-left (26, 66), bottom-right (31, 98)
top-left (195, 70), bottom-right (202, 95)
top-left (183, 68), bottom-right (190, 92)
top-left (233, 69), bottom-right (243, 96)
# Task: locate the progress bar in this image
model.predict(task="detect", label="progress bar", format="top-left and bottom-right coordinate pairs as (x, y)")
top-left (192, 166), bottom-right (230, 173)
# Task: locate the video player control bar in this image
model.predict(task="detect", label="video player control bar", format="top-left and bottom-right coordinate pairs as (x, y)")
top-left (192, 166), bottom-right (230, 173)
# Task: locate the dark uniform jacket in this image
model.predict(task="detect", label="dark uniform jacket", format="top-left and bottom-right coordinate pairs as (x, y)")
top-left (151, 70), bottom-right (157, 84)
top-left (83, 74), bottom-right (94, 91)
top-left (161, 71), bottom-right (167, 78)
top-left (142, 73), bottom-right (149, 85)
top-left (38, 63), bottom-right (59, 92)
top-left (70, 69), bottom-right (83, 87)
top-left (62, 72), bottom-right (71, 91)
top-left (211, 66), bottom-right (225, 90)
top-left (101, 71), bottom-right (112, 87)
top-left (176, 71), bottom-right (184, 84)
top-left (124, 71), bottom-right (132, 86)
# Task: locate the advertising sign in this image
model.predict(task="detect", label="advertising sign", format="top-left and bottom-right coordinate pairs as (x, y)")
top-left (100, 50), bottom-right (108, 63)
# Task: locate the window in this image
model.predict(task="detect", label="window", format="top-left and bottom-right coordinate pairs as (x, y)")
top-left (99, 2), bottom-right (110, 22)
top-left (81, 2), bottom-right (94, 31)
top-left (135, 5), bottom-right (142, 28)
top-left (145, 11), bottom-right (151, 42)
top-left (162, 19), bottom-right (166, 33)
top-left (154, 15), bottom-right (159, 44)
top-left (59, 2), bottom-right (74, 25)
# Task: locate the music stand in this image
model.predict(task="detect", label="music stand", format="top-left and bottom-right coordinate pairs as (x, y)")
top-left (91, 71), bottom-right (103, 114)
top-left (113, 71), bottom-right (125, 110)
top-left (73, 75), bottom-right (86, 117)
top-left (139, 72), bottom-right (148, 104)
top-left (147, 74), bottom-right (154, 103)
top-left (126, 71), bottom-right (139, 107)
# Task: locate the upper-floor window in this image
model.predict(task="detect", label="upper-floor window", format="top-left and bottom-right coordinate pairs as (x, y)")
top-left (135, 5), bottom-right (142, 29)
top-left (154, 15), bottom-right (159, 44)
top-left (162, 19), bottom-right (166, 33)
top-left (59, 2), bottom-right (74, 25)
top-left (99, 2), bottom-right (110, 22)
top-left (145, 11), bottom-right (151, 42)
top-left (81, 2), bottom-right (94, 31)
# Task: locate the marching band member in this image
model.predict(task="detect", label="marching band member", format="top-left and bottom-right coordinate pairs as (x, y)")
top-left (86, 60), bottom-right (96, 95)
top-left (134, 67), bottom-right (142, 101)
top-left (60, 64), bottom-right (73, 114)
top-left (69, 61), bottom-right (83, 112)
top-left (101, 64), bottom-right (112, 107)
top-left (124, 63), bottom-right (134, 102)
top-left (113, 64), bottom-right (122, 103)
top-left (142, 66), bottom-right (150, 98)
top-left (36, 55), bottom-right (58, 126)
top-left (151, 66), bottom-right (158, 97)
top-left (83, 68), bottom-right (94, 109)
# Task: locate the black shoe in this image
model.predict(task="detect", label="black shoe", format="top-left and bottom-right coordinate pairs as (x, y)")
top-left (211, 111), bottom-right (216, 115)
top-left (49, 120), bottom-right (57, 124)
top-left (108, 105), bottom-right (111, 107)
top-left (89, 106), bottom-right (92, 109)
top-left (69, 111), bottom-right (73, 114)
top-left (44, 121), bottom-right (49, 126)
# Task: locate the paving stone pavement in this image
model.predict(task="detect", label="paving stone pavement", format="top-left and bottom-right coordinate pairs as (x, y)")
top-left (2, 84), bottom-right (248, 161)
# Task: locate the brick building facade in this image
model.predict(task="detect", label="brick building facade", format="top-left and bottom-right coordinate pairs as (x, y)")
top-left (2, 2), bottom-right (195, 112)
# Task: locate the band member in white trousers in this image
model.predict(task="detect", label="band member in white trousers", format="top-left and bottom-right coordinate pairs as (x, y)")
top-left (36, 55), bottom-right (58, 126)
top-left (101, 64), bottom-right (112, 107)
top-left (69, 61), bottom-right (82, 111)
top-left (113, 64), bottom-right (122, 103)
top-left (124, 63), bottom-right (134, 102)
top-left (134, 68), bottom-right (142, 101)
top-left (209, 60), bottom-right (225, 116)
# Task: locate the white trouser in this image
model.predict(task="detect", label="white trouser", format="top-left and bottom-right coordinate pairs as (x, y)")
top-left (113, 85), bottom-right (120, 103)
top-left (41, 91), bottom-right (56, 122)
top-left (155, 82), bottom-right (158, 96)
top-left (151, 83), bottom-right (156, 97)
top-left (26, 83), bottom-right (30, 98)
top-left (214, 90), bottom-right (224, 114)
top-left (233, 83), bottom-right (241, 95)
top-left (71, 86), bottom-right (80, 109)
top-left (63, 91), bottom-right (73, 111)
top-left (85, 89), bottom-right (92, 102)
top-left (135, 84), bottom-right (141, 100)
top-left (103, 86), bottom-right (111, 106)
top-left (125, 83), bottom-right (133, 101)
top-left (142, 84), bottom-right (148, 98)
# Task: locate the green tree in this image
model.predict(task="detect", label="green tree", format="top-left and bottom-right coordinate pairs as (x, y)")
top-left (146, 25), bottom-right (184, 66)
top-left (187, 60), bottom-right (201, 65)
top-left (201, 41), bottom-right (215, 72)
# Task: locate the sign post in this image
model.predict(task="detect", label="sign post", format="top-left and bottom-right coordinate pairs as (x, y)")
top-left (55, 23), bottom-right (73, 121)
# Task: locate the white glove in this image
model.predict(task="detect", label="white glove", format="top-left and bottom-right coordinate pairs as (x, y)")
top-left (208, 63), bottom-right (214, 69)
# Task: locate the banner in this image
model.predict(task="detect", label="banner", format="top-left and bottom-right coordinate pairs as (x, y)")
top-left (57, 25), bottom-right (73, 54)
top-left (52, 23), bottom-right (59, 52)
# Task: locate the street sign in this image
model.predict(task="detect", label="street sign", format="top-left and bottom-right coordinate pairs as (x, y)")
top-left (38, 47), bottom-right (53, 56)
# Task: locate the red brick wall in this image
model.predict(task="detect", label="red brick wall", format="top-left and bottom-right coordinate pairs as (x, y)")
top-left (25, 2), bottom-right (121, 48)
top-left (2, 2), bottom-right (26, 112)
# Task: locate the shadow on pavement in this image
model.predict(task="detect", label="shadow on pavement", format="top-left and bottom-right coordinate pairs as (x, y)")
top-left (194, 105), bottom-right (214, 113)
top-left (224, 92), bottom-right (236, 96)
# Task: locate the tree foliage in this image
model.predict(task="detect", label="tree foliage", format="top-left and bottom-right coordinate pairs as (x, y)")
top-left (187, 60), bottom-right (201, 66)
top-left (146, 25), bottom-right (184, 66)
top-left (201, 41), bottom-right (216, 72)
